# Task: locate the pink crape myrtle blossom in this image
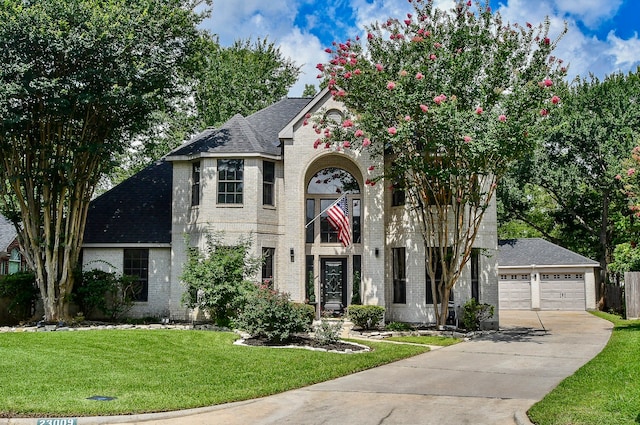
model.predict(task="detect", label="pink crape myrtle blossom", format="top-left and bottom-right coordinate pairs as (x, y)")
top-left (388, 127), bottom-right (397, 135)
top-left (628, 168), bottom-right (636, 176)
top-left (404, 115), bottom-right (411, 121)
top-left (362, 138), bottom-right (371, 147)
top-left (429, 54), bottom-right (437, 60)
top-left (354, 129), bottom-right (364, 137)
top-left (375, 63), bottom-right (384, 71)
top-left (434, 94), bottom-right (447, 105)
top-left (342, 119), bottom-right (354, 128)
top-left (420, 104), bottom-right (429, 112)
top-left (551, 95), bottom-right (560, 104)
top-left (368, 165), bottom-right (375, 171)
top-left (498, 114), bottom-right (507, 122)
top-left (463, 135), bottom-right (472, 143)
top-left (387, 81), bottom-right (396, 90)
top-left (343, 141), bottom-right (351, 149)
top-left (475, 106), bottom-right (483, 115)
top-left (416, 72), bottom-right (424, 80)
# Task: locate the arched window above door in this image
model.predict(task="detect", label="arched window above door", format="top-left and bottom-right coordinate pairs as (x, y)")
top-left (307, 167), bottom-right (360, 195)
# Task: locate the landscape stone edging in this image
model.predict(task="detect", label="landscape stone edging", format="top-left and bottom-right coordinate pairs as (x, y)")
top-left (0, 323), bottom-right (225, 333)
top-left (350, 328), bottom-right (497, 340)
top-left (233, 338), bottom-right (371, 354)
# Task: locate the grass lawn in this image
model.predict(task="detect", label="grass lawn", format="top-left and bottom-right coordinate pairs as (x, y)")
top-left (528, 312), bottom-right (640, 425)
top-left (384, 335), bottom-right (462, 346)
top-left (0, 330), bottom-right (429, 417)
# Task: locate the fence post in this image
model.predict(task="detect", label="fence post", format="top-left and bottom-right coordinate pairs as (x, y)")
top-left (624, 272), bottom-right (640, 319)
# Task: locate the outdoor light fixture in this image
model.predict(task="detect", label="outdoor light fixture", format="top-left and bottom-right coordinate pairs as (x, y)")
top-left (290, 248), bottom-right (295, 262)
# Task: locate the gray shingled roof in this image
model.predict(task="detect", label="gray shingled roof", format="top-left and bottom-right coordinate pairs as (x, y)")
top-left (0, 214), bottom-right (17, 253)
top-left (169, 97), bottom-right (313, 158)
top-left (498, 238), bottom-right (599, 267)
top-left (170, 114), bottom-right (271, 157)
top-left (84, 159), bottom-right (172, 244)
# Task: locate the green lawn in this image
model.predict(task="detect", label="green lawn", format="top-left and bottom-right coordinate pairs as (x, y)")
top-left (0, 330), bottom-right (429, 417)
top-left (384, 335), bottom-right (462, 346)
top-left (528, 312), bottom-right (640, 425)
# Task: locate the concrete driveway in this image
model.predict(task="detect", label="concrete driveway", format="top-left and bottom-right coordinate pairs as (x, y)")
top-left (2, 311), bottom-right (613, 425)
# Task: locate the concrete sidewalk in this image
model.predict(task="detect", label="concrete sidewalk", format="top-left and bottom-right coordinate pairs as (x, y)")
top-left (3, 311), bottom-right (612, 425)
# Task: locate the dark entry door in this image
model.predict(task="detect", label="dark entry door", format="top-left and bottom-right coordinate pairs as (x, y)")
top-left (321, 258), bottom-right (347, 314)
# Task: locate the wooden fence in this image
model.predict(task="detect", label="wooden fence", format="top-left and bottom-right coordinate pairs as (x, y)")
top-left (624, 272), bottom-right (640, 319)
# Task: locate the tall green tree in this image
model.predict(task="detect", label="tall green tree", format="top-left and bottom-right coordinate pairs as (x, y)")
top-left (314, 0), bottom-right (565, 325)
top-left (194, 37), bottom-right (301, 128)
top-left (0, 0), bottom-right (207, 321)
top-left (105, 36), bottom-right (301, 187)
top-left (499, 70), bottom-right (640, 294)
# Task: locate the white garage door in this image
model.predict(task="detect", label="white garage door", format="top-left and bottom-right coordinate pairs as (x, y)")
top-left (540, 273), bottom-right (585, 310)
top-left (499, 274), bottom-right (531, 309)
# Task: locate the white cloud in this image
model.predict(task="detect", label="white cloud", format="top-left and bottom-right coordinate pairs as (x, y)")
top-left (606, 31), bottom-right (640, 69)
top-left (554, 0), bottom-right (623, 29)
top-left (202, 0), bottom-right (300, 44)
top-left (494, 0), bottom-right (640, 80)
top-left (278, 28), bottom-right (325, 97)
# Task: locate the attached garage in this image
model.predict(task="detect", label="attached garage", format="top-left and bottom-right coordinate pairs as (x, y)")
top-left (498, 239), bottom-right (599, 311)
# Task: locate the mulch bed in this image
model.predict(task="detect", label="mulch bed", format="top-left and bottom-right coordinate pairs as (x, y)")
top-left (241, 335), bottom-right (369, 352)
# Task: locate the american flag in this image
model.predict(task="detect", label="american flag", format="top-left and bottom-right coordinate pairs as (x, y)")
top-left (327, 195), bottom-right (351, 247)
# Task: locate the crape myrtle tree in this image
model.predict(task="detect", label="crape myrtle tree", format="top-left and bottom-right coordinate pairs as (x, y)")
top-left (0, 0), bottom-right (207, 321)
top-left (312, 0), bottom-right (565, 325)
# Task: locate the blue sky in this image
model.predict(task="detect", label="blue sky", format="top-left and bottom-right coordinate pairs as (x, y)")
top-left (201, 0), bottom-right (640, 96)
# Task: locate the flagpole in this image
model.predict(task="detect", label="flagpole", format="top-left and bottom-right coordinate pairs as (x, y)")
top-left (304, 193), bottom-right (346, 228)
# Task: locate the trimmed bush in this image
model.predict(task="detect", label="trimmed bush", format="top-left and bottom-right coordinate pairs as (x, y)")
top-left (0, 272), bottom-right (38, 322)
top-left (385, 321), bottom-right (413, 331)
top-left (461, 298), bottom-right (494, 331)
top-left (236, 287), bottom-right (311, 343)
top-left (347, 305), bottom-right (385, 330)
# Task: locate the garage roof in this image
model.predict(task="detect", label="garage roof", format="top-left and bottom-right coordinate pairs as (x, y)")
top-left (498, 238), bottom-right (599, 267)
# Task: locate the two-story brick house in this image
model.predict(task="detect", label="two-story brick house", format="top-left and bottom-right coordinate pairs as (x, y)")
top-left (82, 89), bottom-right (499, 327)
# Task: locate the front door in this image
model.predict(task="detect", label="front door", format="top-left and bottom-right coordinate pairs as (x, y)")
top-left (321, 258), bottom-right (347, 314)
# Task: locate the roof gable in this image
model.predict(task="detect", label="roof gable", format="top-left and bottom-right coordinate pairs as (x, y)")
top-left (169, 114), bottom-right (270, 157)
top-left (498, 238), bottom-right (599, 267)
top-left (169, 97), bottom-right (313, 159)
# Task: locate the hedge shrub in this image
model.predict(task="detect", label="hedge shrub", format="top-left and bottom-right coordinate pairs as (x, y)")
top-left (236, 287), bottom-right (311, 342)
top-left (347, 305), bottom-right (385, 330)
top-left (0, 272), bottom-right (38, 322)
